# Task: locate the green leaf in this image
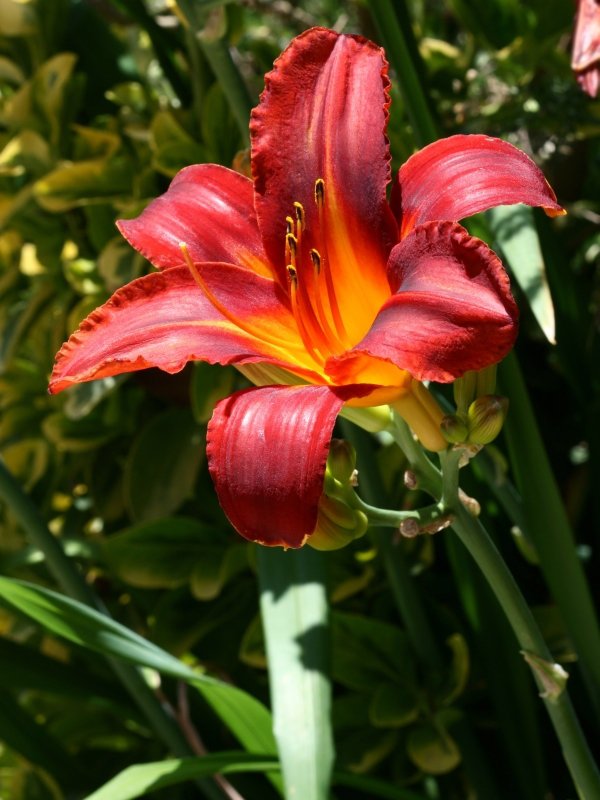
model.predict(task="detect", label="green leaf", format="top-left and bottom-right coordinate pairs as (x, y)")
top-left (369, 681), bottom-right (419, 728)
top-left (406, 722), bottom-right (461, 775)
top-left (190, 542), bottom-right (247, 600)
top-left (190, 362), bottom-right (236, 424)
top-left (83, 753), bottom-right (281, 800)
top-left (0, 0), bottom-right (37, 37)
top-left (0, 578), bottom-right (277, 760)
top-left (487, 205), bottom-right (555, 344)
top-left (436, 633), bottom-right (470, 706)
top-left (42, 410), bottom-right (117, 452)
top-left (0, 635), bottom-right (131, 706)
top-left (82, 753), bottom-right (429, 800)
top-left (34, 156), bottom-right (134, 212)
top-left (332, 612), bottom-right (416, 691)
top-left (102, 517), bottom-right (238, 593)
top-left (123, 408), bottom-right (204, 522)
top-left (258, 547), bottom-right (334, 800)
top-left (0, 688), bottom-right (81, 786)
top-left (0, 55), bottom-right (25, 84)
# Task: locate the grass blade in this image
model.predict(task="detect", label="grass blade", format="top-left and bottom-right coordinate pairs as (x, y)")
top-left (0, 577), bottom-right (277, 758)
top-left (488, 204), bottom-right (556, 343)
top-left (84, 753), bottom-right (280, 800)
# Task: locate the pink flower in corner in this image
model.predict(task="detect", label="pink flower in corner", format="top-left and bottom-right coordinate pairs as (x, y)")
top-left (49, 27), bottom-right (564, 548)
top-left (572, 0), bottom-right (600, 97)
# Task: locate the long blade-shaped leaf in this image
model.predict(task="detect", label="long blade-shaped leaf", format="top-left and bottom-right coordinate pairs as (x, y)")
top-left (487, 204), bottom-right (556, 343)
top-left (0, 577), bottom-right (276, 758)
top-left (500, 354), bottom-right (600, 714)
top-left (258, 547), bottom-right (334, 800)
top-left (83, 754), bottom-right (428, 800)
top-left (84, 753), bottom-right (280, 800)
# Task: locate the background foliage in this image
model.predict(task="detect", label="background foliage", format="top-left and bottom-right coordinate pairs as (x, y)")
top-left (0, 1), bottom-right (598, 799)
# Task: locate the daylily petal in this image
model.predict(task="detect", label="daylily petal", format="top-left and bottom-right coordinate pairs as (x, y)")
top-left (572, 0), bottom-right (600, 97)
top-left (251, 26), bottom-right (396, 320)
top-left (392, 134), bottom-right (565, 237)
top-left (206, 385), bottom-right (345, 547)
top-left (49, 265), bottom-right (321, 394)
top-left (328, 221), bottom-right (518, 384)
top-left (117, 164), bottom-right (271, 276)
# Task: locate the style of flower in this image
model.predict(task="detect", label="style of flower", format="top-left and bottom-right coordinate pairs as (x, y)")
top-left (49, 27), bottom-right (563, 548)
top-left (572, 0), bottom-right (600, 97)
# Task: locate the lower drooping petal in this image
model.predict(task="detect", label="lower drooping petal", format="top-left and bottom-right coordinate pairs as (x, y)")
top-left (117, 164), bottom-right (272, 276)
top-left (391, 134), bottom-right (565, 237)
top-left (206, 385), bottom-right (345, 548)
top-left (328, 221), bottom-right (518, 384)
top-left (49, 265), bottom-right (321, 394)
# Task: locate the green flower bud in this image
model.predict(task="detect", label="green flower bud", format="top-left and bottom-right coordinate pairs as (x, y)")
top-left (327, 439), bottom-right (357, 484)
top-left (309, 495), bottom-right (369, 551)
top-left (440, 414), bottom-right (469, 444)
top-left (453, 371), bottom-right (477, 415)
top-left (467, 395), bottom-right (509, 445)
top-left (476, 363), bottom-right (497, 397)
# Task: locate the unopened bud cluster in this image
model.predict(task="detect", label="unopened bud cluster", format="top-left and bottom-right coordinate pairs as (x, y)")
top-left (309, 440), bottom-right (368, 551)
top-left (441, 395), bottom-right (509, 446)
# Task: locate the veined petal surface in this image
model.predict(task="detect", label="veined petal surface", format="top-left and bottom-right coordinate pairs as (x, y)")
top-left (49, 265), bottom-right (320, 394)
top-left (251, 27), bottom-right (396, 327)
top-left (329, 222), bottom-right (518, 384)
top-left (207, 385), bottom-right (344, 548)
top-left (392, 134), bottom-right (565, 236)
top-left (117, 164), bottom-right (271, 276)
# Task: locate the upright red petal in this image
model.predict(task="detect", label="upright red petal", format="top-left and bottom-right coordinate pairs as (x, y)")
top-left (207, 385), bottom-right (345, 548)
top-left (392, 135), bottom-right (565, 237)
top-left (49, 265), bottom-right (320, 394)
top-left (328, 221), bottom-right (518, 384)
top-left (117, 164), bottom-right (271, 276)
top-left (250, 27), bottom-right (397, 288)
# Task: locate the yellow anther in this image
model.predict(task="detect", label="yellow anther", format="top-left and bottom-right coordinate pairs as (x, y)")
top-left (286, 233), bottom-right (297, 251)
top-left (286, 264), bottom-right (298, 283)
top-left (293, 201), bottom-right (305, 230)
top-left (285, 216), bottom-right (295, 235)
top-left (310, 249), bottom-right (321, 274)
top-left (315, 178), bottom-right (325, 207)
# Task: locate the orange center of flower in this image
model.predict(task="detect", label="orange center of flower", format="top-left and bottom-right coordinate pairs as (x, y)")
top-left (283, 179), bottom-right (354, 367)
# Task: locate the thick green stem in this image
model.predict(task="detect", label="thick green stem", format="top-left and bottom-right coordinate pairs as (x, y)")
top-left (390, 412), bottom-right (441, 498)
top-left (500, 353), bottom-right (600, 714)
top-left (339, 421), bottom-right (443, 671)
top-left (451, 504), bottom-right (600, 799)
top-left (0, 460), bottom-right (224, 800)
top-left (439, 451), bottom-right (600, 799)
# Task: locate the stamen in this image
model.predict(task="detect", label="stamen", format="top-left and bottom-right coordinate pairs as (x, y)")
top-left (287, 265), bottom-right (324, 365)
top-left (179, 242), bottom-right (289, 349)
top-left (310, 249), bottom-right (321, 274)
top-left (308, 247), bottom-right (341, 350)
top-left (285, 232), bottom-right (298, 268)
top-left (315, 178), bottom-right (325, 207)
top-left (293, 201), bottom-right (305, 230)
top-left (285, 216), bottom-right (295, 235)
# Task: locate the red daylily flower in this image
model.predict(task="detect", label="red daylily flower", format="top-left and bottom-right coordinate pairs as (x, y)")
top-left (572, 0), bottom-right (600, 97)
top-left (49, 28), bottom-right (564, 548)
